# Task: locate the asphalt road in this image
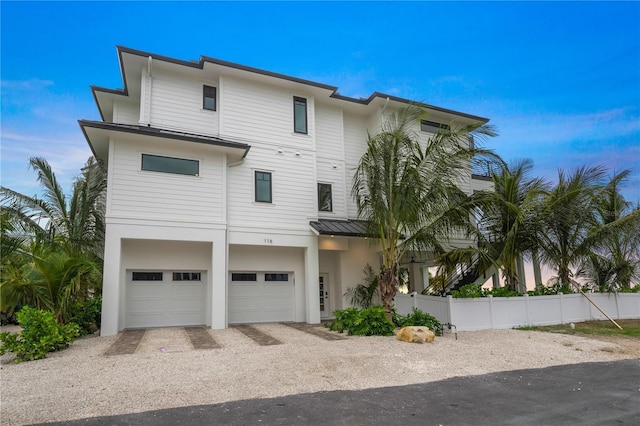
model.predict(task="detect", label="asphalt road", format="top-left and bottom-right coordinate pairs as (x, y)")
top-left (41, 359), bottom-right (639, 425)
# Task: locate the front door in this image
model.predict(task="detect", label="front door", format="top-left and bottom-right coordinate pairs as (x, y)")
top-left (319, 274), bottom-right (330, 319)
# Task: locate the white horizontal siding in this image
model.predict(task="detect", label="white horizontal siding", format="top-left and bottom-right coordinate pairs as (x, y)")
top-left (150, 70), bottom-right (219, 136)
top-left (114, 101), bottom-right (139, 125)
top-left (108, 138), bottom-right (224, 223)
top-left (222, 76), bottom-right (314, 147)
top-left (343, 113), bottom-right (369, 219)
top-left (343, 113), bottom-right (369, 166)
top-left (316, 159), bottom-right (348, 219)
top-left (227, 145), bottom-right (316, 230)
top-left (315, 103), bottom-right (343, 160)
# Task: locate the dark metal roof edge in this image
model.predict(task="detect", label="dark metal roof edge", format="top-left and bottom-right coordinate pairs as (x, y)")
top-left (78, 120), bottom-right (251, 157)
top-left (78, 121), bottom-right (101, 160)
top-left (331, 92), bottom-right (489, 123)
top-left (113, 46), bottom-right (489, 123)
top-left (309, 219), bottom-right (374, 238)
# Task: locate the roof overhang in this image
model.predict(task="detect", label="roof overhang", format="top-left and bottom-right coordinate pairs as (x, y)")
top-left (310, 219), bottom-right (373, 238)
top-left (78, 120), bottom-right (251, 165)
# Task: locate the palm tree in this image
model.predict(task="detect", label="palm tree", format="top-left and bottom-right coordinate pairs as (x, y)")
top-left (535, 165), bottom-right (606, 286)
top-left (0, 247), bottom-right (100, 322)
top-left (578, 170), bottom-right (640, 290)
top-left (352, 105), bottom-right (497, 313)
top-left (0, 156), bottom-right (106, 318)
top-left (441, 159), bottom-right (548, 292)
top-left (0, 156), bottom-right (106, 259)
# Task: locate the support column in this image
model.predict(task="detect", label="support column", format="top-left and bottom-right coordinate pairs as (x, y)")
top-left (100, 230), bottom-right (121, 336)
top-left (211, 235), bottom-right (227, 329)
top-left (305, 238), bottom-right (320, 324)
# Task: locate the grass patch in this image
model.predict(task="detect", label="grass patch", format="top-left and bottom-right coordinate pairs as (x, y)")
top-left (518, 319), bottom-right (640, 338)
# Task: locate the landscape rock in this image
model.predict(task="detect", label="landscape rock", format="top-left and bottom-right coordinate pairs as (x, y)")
top-left (396, 326), bottom-right (435, 344)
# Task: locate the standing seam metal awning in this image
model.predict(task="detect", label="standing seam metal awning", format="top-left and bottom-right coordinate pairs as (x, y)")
top-left (309, 219), bottom-right (372, 237)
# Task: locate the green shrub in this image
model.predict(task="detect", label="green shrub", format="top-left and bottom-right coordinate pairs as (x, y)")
top-left (451, 283), bottom-right (484, 298)
top-left (528, 282), bottom-right (574, 296)
top-left (393, 308), bottom-right (442, 336)
top-left (486, 286), bottom-right (521, 297)
top-left (619, 284), bottom-right (640, 293)
top-left (344, 264), bottom-right (379, 308)
top-left (65, 296), bottom-right (102, 336)
top-left (329, 307), bottom-right (360, 333)
top-left (0, 307), bottom-right (79, 363)
top-left (329, 306), bottom-right (395, 336)
top-left (348, 306), bottom-right (395, 336)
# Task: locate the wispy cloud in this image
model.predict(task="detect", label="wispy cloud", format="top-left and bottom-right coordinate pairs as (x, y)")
top-left (0, 79), bottom-right (54, 90)
top-left (1, 79), bottom-right (95, 197)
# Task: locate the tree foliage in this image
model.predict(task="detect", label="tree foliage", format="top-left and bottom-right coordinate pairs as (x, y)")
top-left (352, 105), bottom-right (497, 312)
top-left (0, 157), bottom-right (106, 321)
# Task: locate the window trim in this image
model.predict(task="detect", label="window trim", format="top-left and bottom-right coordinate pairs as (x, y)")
top-left (254, 170), bottom-right (273, 203)
top-left (132, 272), bottom-right (164, 281)
top-left (293, 96), bottom-right (308, 134)
top-left (420, 119), bottom-right (450, 134)
top-left (317, 182), bottom-right (333, 212)
top-left (141, 153), bottom-right (200, 176)
top-left (203, 85), bottom-right (217, 111)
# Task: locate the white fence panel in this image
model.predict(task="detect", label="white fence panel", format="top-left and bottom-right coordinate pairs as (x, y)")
top-left (393, 293), bottom-right (415, 315)
top-left (393, 292), bottom-right (640, 331)
top-left (527, 295), bottom-right (562, 326)
top-left (450, 298), bottom-right (493, 331)
top-left (617, 293), bottom-right (640, 318)
top-left (490, 296), bottom-right (529, 329)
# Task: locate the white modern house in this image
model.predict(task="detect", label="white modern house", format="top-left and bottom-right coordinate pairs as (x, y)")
top-left (80, 46), bottom-right (492, 336)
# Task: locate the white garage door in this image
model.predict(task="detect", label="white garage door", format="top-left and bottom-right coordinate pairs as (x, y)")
top-left (126, 271), bottom-right (206, 328)
top-left (228, 272), bottom-right (294, 324)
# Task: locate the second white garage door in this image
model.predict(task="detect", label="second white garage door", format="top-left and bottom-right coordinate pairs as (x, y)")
top-left (228, 272), bottom-right (294, 324)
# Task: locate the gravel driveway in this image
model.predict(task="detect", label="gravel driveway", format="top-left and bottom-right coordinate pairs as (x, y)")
top-left (1, 323), bottom-right (637, 425)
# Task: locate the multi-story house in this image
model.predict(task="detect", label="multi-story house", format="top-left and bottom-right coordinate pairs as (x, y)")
top-left (80, 46), bottom-right (492, 336)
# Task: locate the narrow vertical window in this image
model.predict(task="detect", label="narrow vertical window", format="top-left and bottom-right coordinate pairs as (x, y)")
top-left (255, 171), bottom-right (272, 203)
top-left (293, 96), bottom-right (307, 134)
top-left (317, 183), bottom-right (333, 212)
top-left (203, 85), bottom-right (217, 111)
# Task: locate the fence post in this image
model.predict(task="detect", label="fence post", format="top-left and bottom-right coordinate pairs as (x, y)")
top-left (559, 293), bottom-right (565, 324)
top-left (488, 295), bottom-right (494, 329)
top-left (446, 295), bottom-right (453, 325)
top-left (524, 294), bottom-right (531, 326)
top-left (614, 292), bottom-right (620, 319)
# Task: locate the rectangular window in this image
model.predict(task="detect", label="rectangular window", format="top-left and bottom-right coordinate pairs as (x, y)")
top-left (255, 171), bottom-right (272, 203)
top-left (317, 183), bottom-right (333, 212)
top-left (141, 154), bottom-right (199, 176)
top-left (265, 273), bottom-right (289, 282)
top-left (172, 272), bottom-right (201, 281)
top-left (203, 85), bottom-right (217, 111)
top-left (420, 120), bottom-right (450, 134)
top-left (293, 96), bottom-right (308, 134)
top-left (132, 272), bottom-right (163, 281)
top-left (231, 273), bottom-right (257, 282)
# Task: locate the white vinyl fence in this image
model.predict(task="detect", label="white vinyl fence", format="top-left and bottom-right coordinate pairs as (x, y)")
top-left (394, 292), bottom-right (640, 331)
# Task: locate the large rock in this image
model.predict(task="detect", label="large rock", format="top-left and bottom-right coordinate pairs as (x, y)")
top-left (396, 326), bottom-right (435, 344)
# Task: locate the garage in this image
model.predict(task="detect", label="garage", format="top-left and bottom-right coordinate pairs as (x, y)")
top-left (126, 270), bottom-right (207, 328)
top-left (228, 272), bottom-right (294, 324)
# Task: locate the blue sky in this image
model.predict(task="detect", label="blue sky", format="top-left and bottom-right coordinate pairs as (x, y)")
top-left (2, 1), bottom-right (639, 203)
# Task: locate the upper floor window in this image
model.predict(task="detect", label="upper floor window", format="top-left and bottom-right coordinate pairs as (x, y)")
top-left (317, 183), bottom-right (333, 212)
top-left (293, 96), bottom-right (307, 134)
top-left (203, 85), bottom-right (217, 111)
top-left (255, 171), bottom-right (272, 203)
top-left (141, 154), bottom-right (199, 176)
top-left (420, 120), bottom-right (450, 134)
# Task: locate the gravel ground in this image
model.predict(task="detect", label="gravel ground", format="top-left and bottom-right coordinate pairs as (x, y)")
top-left (1, 323), bottom-right (638, 426)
